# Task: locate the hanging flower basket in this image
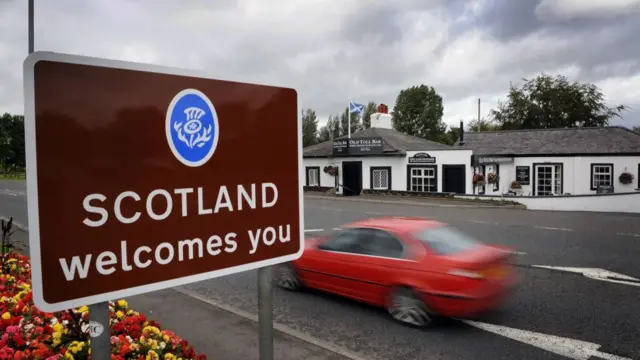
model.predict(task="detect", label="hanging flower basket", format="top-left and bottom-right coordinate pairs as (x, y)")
top-left (510, 180), bottom-right (522, 189)
top-left (472, 173), bottom-right (485, 186)
top-left (619, 172), bottom-right (634, 185)
top-left (487, 173), bottom-right (499, 184)
top-left (323, 165), bottom-right (339, 176)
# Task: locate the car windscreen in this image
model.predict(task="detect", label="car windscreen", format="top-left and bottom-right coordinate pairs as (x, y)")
top-left (413, 225), bottom-right (483, 255)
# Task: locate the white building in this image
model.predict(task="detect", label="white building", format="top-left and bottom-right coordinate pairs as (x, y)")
top-left (457, 126), bottom-right (640, 196)
top-left (303, 108), bottom-right (474, 196)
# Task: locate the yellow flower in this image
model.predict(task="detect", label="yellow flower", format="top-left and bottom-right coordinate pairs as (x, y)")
top-left (77, 306), bottom-right (88, 313)
top-left (117, 299), bottom-right (128, 309)
top-left (64, 352), bottom-right (74, 360)
top-left (116, 310), bottom-right (125, 319)
top-left (163, 334), bottom-right (170, 342)
top-left (1, 312), bottom-right (10, 320)
top-left (145, 350), bottom-right (159, 360)
top-left (52, 323), bottom-right (63, 333)
top-left (9, 264), bottom-right (16, 271)
top-left (165, 354), bottom-right (176, 360)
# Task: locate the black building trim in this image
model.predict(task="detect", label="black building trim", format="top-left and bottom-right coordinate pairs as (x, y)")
top-left (369, 166), bottom-right (392, 190)
top-left (532, 163), bottom-right (564, 196)
top-left (493, 164), bottom-right (500, 192)
top-left (406, 165), bottom-right (438, 193)
top-left (473, 152), bottom-right (640, 158)
top-left (590, 163), bottom-right (614, 191)
top-left (305, 166), bottom-right (320, 187)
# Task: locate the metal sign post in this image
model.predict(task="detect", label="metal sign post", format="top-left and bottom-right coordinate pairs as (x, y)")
top-left (88, 302), bottom-right (110, 360)
top-left (258, 266), bottom-right (274, 360)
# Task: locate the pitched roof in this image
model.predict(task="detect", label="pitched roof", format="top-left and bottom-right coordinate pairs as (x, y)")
top-left (455, 126), bottom-right (640, 155)
top-left (303, 127), bottom-right (452, 158)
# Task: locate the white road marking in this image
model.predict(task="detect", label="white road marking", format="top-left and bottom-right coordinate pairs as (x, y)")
top-left (304, 229), bottom-right (325, 233)
top-left (470, 220), bottom-right (492, 224)
top-left (533, 226), bottom-right (573, 231)
top-left (364, 211), bottom-right (387, 215)
top-left (332, 228), bottom-right (342, 231)
top-left (462, 320), bottom-right (631, 360)
top-left (173, 287), bottom-right (373, 360)
top-left (0, 189), bottom-right (26, 197)
top-left (616, 232), bottom-right (640, 238)
top-left (531, 266), bottom-right (640, 287)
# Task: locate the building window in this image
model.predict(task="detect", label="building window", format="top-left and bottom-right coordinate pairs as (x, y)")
top-left (590, 163), bottom-right (613, 190)
top-left (306, 166), bottom-right (320, 187)
top-left (370, 166), bottom-right (391, 190)
top-left (534, 163), bottom-right (563, 196)
top-left (408, 166), bottom-right (437, 193)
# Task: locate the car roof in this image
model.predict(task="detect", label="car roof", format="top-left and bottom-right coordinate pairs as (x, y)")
top-left (343, 216), bottom-right (445, 233)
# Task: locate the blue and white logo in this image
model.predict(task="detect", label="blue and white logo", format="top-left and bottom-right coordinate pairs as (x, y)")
top-left (166, 89), bottom-right (220, 167)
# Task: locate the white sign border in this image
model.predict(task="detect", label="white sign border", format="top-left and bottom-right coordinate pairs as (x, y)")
top-left (23, 51), bottom-right (305, 313)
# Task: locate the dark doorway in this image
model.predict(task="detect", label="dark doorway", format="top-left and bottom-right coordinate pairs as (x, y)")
top-left (342, 161), bottom-right (363, 196)
top-left (442, 165), bottom-right (466, 194)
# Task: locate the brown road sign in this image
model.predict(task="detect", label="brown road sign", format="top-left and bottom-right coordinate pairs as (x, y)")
top-left (23, 51), bottom-right (304, 312)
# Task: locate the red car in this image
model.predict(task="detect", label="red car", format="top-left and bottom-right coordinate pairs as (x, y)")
top-left (275, 217), bottom-right (518, 327)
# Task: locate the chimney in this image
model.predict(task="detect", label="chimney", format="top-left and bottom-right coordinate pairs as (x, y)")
top-left (459, 120), bottom-right (464, 145)
top-left (371, 103), bottom-right (392, 129)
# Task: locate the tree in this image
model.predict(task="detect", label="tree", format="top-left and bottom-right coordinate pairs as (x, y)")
top-left (391, 85), bottom-right (446, 141)
top-left (316, 114), bottom-right (340, 142)
top-left (361, 102), bottom-right (377, 129)
top-left (633, 126), bottom-right (640, 134)
top-left (466, 117), bottom-right (501, 132)
top-left (0, 113), bottom-right (25, 171)
top-left (437, 125), bottom-right (461, 145)
top-left (301, 108), bottom-right (318, 148)
top-left (490, 74), bottom-right (626, 130)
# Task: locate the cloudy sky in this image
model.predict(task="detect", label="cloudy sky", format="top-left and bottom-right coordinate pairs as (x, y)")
top-left (1, 0), bottom-right (640, 130)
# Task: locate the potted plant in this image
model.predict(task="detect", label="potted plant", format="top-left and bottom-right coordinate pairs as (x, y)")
top-left (472, 173), bottom-right (485, 186)
top-left (619, 172), bottom-right (634, 185)
top-left (324, 165), bottom-right (339, 176)
top-left (487, 173), bottom-right (499, 184)
top-left (510, 180), bottom-right (522, 189)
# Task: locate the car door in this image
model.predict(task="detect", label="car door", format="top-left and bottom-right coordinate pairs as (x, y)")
top-left (300, 228), bottom-right (371, 298)
top-left (355, 228), bottom-right (414, 304)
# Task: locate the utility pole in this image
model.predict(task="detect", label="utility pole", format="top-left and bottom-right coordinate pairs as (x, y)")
top-left (477, 98), bottom-right (481, 132)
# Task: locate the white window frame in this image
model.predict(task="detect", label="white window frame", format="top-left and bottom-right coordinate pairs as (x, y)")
top-left (591, 164), bottom-right (613, 190)
top-left (535, 164), bottom-right (562, 196)
top-left (372, 169), bottom-right (390, 190)
top-left (409, 167), bottom-right (437, 193)
top-left (307, 168), bottom-right (319, 187)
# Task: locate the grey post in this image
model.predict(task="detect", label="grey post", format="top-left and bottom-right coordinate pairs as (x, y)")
top-left (257, 266), bottom-right (274, 360)
top-left (28, 0), bottom-right (34, 54)
top-left (89, 302), bottom-right (111, 360)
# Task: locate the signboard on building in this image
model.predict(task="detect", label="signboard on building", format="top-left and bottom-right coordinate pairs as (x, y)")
top-left (332, 137), bottom-right (383, 155)
top-left (408, 152), bottom-right (436, 164)
top-left (516, 166), bottom-right (530, 185)
top-left (476, 155), bottom-right (514, 165)
top-left (23, 51), bottom-right (303, 312)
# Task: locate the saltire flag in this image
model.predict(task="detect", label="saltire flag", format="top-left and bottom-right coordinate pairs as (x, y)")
top-left (349, 100), bottom-right (365, 114)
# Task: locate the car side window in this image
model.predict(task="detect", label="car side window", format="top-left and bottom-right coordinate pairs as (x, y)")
top-left (319, 229), bottom-right (367, 254)
top-left (361, 229), bottom-right (405, 259)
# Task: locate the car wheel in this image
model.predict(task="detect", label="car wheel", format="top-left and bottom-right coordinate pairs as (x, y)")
top-left (387, 287), bottom-right (433, 328)
top-left (275, 263), bottom-right (301, 291)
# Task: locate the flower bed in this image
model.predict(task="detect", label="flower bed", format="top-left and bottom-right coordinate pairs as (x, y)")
top-left (1, 252), bottom-right (206, 360)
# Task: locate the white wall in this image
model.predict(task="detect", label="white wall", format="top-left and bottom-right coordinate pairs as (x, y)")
top-left (405, 150), bottom-right (474, 194)
top-left (302, 149), bottom-right (474, 193)
top-left (457, 192), bottom-right (640, 213)
top-left (475, 155), bottom-right (640, 196)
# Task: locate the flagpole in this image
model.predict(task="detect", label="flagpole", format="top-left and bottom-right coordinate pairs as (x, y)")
top-left (347, 97), bottom-right (351, 139)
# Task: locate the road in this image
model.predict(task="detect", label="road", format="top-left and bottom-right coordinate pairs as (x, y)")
top-left (2, 180), bottom-right (639, 360)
